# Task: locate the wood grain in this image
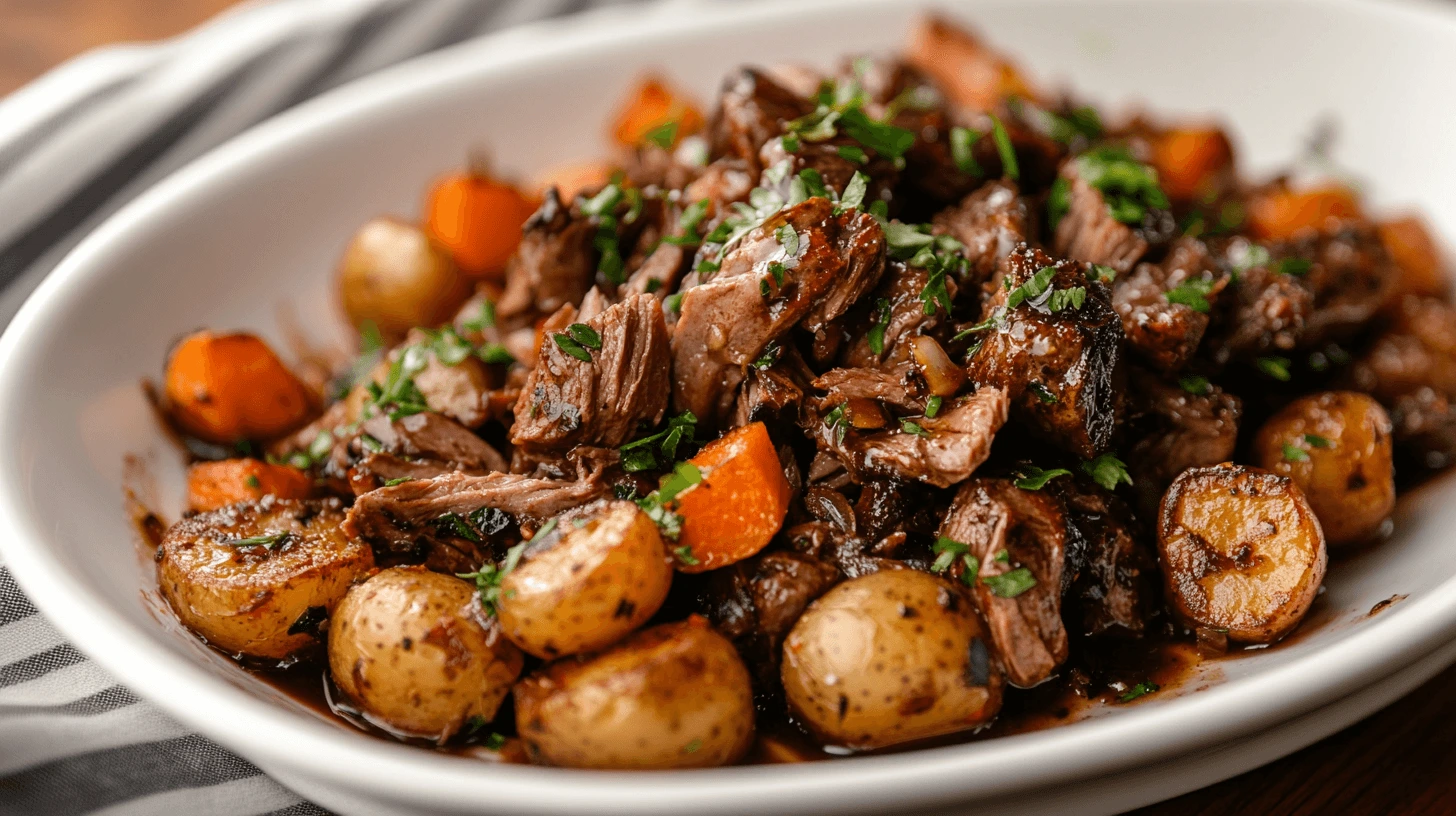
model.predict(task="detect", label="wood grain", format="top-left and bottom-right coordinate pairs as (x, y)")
top-left (1, 2), bottom-right (1452, 815)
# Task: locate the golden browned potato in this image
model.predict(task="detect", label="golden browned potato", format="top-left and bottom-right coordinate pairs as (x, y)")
top-left (513, 617), bottom-right (754, 769)
top-left (329, 566), bottom-right (524, 740)
top-left (780, 569), bottom-right (1003, 751)
top-left (1253, 391), bottom-right (1395, 547)
top-left (497, 501), bottom-right (672, 659)
top-left (338, 216), bottom-right (469, 342)
top-left (1158, 464), bottom-right (1327, 644)
top-left (157, 498), bottom-right (373, 661)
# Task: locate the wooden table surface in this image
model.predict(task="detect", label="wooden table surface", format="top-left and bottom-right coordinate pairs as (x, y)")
top-left (2, 1), bottom-right (1454, 814)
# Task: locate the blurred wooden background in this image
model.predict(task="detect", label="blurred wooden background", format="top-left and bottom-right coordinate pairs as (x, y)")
top-left (1, 0), bottom-right (1454, 814)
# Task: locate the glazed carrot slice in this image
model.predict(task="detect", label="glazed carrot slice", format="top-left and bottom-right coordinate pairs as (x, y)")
top-left (532, 160), bottom-right (618, 204)
top-left (1246, 184), bottom-right (1360, 241)
top-left (672, 422), bottom-right (790, 574)
top-left (424, 171), bottom-right (538, 280)
top-left (610, 76), bottom-right (705, 149)
top-left (165, 331), bottom-right (316, 444)
top-left (1379, 215), bottom-right (1447, 299)
top-left (905, 15), bottom-right (1041, 112)
top-left (187, 459), bottom-right (312, 512)
top-left (1150, 128), bottom-right (1233, 202)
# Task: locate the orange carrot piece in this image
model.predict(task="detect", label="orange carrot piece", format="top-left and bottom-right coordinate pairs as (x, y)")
top-left (905, 16), bottom-right (1041, 112)
top-left (532, 160), bottom-right (618, 204)
top-left (610, 76), bottom-right (705, 149)
top-left (1246, 184), bottom-right (1360, 241)
top-left (1379, 216), bottom-right (1448, 298)
top-left (1150, 128), bottom-right (1233, 201)
top-left (187, 459), bottom-right (312, 512)
top-left (424, 171), bottom-right (538, 280)
top-left (165, 331), bottom-right (316, 444)
top-left (672, 422), bottom-right (790, 574)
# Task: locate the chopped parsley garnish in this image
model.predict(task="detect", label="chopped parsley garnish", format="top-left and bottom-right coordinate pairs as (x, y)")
top-left (618, 411), bottom-right (698, 473)
top-left (219, 531), bottom-right (292, 550)
top-left (1046, 105), bottom-right (1102, 144)
top-left (483, 732), bottom-right (508, 751)
top-left (983, 567), bottom-right (1037, 598)
top-left (1282, 443), bottom-right (1310, 463)
top-left (553, 332), bottom-right (594, 362)
top-left (1047, 176), bottom-right (1071, 231)
top-left (931, 537), bottom-right (978, 587)
top-left (245, 474), bottom-right (261, 489)
top-left (988, 114), bottom-right (1019, 181)
top-left (1074, 145), bottom-right (1169, 224)
top-left (1088, 264), bottom-right (1117, 284)
top-left (838, 171), bottom-right (868, 212)
top-left (823, 403), bottom-right (848, 444)
top-left (462, 299), bottom-right (497, 332)
top-left (1274, 257), bottom-right (1312, 277)
top-left (580, 183), bottom-right (627, 284)
top-left (1256, 356), bottom-right (1292, 382)
top-left (644, 120), bottom-right (678, 149)
top-left (901, 419), bottom-right (930, 437)
top-left (635, 461), bottom-right (703, 541)
top-left (1230, 242), bottom-right (1271, 276)
top-left (565, 323), bottom-right (602, 349)
top-left (673, 545), bottom-right (700, 566)
top-left (1047, 286), bottom-right (1087, 312)
top-left (950, 126), bottom-right (983, 176)
top-left (866, 298), bottom-right (892, 356)
top-left (1165, 279), bottom-right (1216, 313)
top-left (664, 292), bottom-right (683, 314)
top-left (1014, 466), bottom-right (1073, 491)
top-left (877, 221), bottom-right (964, 315)
top-left (753, 343), bottom-right (781, 369)
top-left (1083, 454), bottom-right (1133, 491)
top-left (760, 279), bottom-right (773, 299)
top-left (775, 223), bottom-right (801, 258)
top-left (780, 133), bottom-right (801, 153)
top-left (1007, 265), bottom-right (1059, 310)
top-left (424, 326), bottom-right (474, 366)
top-left (785, 78), bottom-right (915, 161)
top-left (1119, 681), bottom-right (1160, 702)
top-left (1178, 375), bottom-right (1211, 396)
top-left (367, 344), bottom-right (432, 421)
top-left (477, 343), bottom-right (514, 365)
top-left (662, 199), bottom-right (710, 246)
top-left (838, 107), bottom-right (916, 159)
top-left (456, 524), bottom-right (540, 615)
top-left (837, 145), bottom-right (868, 164)
top-left (1304, 433), bottom-right (1332, 448)
top-left (383, 477), bottom-right (412, 486)
top-left (1028, 382), bottom-right (1057, 404)
top-left (924, 395), bottom-right (943, 418)
top-left (994, 549), bottom-right (1010, 563)
top-left (768, 261), bottom-right (787, 286)
top-left (435, 512), bottom-right (481, 542)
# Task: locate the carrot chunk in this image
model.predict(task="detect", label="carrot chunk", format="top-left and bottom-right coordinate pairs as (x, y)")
top-left (1150, 128), bottom-right (1233, 202)
top-left (672, 422), bottom-right (790, 573)
top-left (164, 331), bottom-right (316, 444)
top-left (424, 170), bottom-right (538, 280)
top-left (1246, 184), bottom-right (1360, 241)
top-left (187, 459), bottom-right (312, 512)
top-left (532, 160), bottom-right (618, 204)
top-left (905, 15), bottom-right (1040, 111)
top-left (1379, 216), bottom-right (1447, 299)
top-left (610, 76), bottom-right (704, 149)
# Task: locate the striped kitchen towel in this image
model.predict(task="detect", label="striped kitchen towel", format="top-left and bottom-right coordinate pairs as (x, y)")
top-left (0, 1), bottom-right (661, 813)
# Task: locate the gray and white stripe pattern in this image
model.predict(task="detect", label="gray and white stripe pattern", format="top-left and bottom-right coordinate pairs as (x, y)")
top-left (0, 1), bottom-right (647, 812)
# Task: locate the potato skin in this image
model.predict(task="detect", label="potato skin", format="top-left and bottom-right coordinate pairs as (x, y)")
top-left (513, 617), bottom-right (755, 769)
top-left (497, 500), bottom-right (672, 659)
top-left (1158, 464), bottom-right (1327, 644)
top-left (338, 216), bottom-right (469, 342)
top-left (157, 498), bottom-right (372, 661)
top-left (1253, 391), bottom-right (1395, 547)
top-left (781, 569), bottom-right (1003, 751)
top-left (329, 566), bottom-right (524, 740)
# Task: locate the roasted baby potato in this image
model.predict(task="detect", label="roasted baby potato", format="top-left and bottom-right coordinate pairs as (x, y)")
top-left (781, 569), bottom-right (1003, 751)
top-left (1158, 464), bottom-right (1327, 644)
top-left (329, 566), bottom-right (524, 740)
top-left (514, 617), bottom-right (755, 769)
top-left (497, 500), bottom-right (673, 658)
top-left (338, 216), bottom-right (470, 342)
top-left (157, 498), bottom-right (372, 660)
top-left (1253, 391), bottom-right (1396, 547)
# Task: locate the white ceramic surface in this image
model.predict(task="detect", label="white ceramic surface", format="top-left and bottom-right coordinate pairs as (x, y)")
top-left (2, 0), bottom-right (1455, 813)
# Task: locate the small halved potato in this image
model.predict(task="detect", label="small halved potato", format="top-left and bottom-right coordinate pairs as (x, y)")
top-left (329, 566), bottom-right (524, 740)
top-left (1253, 391), bottom-right (1395, 547)
top-left (338, 216), bottom-right (470, 343)
top-left (1158, 464), bottom-right (1327, 644)
top-left (157, 498), bottom-right (372, 661)
top-left (514, 617), bottom-right (755, 769)
top-left (781, 569), bottom-right (1003, 751)
top-left (497, 500), bottom-right (672, 659)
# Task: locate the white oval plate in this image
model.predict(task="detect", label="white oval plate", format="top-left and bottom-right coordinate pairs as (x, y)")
top-left (2, 0), bottom-right (1455, 814)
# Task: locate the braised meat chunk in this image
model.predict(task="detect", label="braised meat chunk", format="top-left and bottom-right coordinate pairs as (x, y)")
top-left (823, 386), bottom-right (1009, 488)
top-left (512, 293), bottom-right (671, 450)
top-left (1113, 238), bottom-right (1226, 374)
top-left (965, 245), bottom-right (1123, 458)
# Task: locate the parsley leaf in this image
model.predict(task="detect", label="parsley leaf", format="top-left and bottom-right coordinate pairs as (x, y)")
top-left (950, 126), bottom-right (983, 176)
top-left (1282, 443), bottom-right (1310, 462)
top-left (900, 419), bottom-right (930, 437)
top-left (866, 298), bottom-right (892, 356)
top-left (1274, 257), bottom-right (1312, 277)
top-left (983, 567), bottom-right (1037, 598)
top-left (1119, 681), bottom-right (1160, 703)
top-left (1178, 375), bottom-right (1211, 396)
top-left (1074, 145), bottom-right (1169, 224)
top-left (1165, 279), bottom-right (1216, 313)
top-left (219, 531), bottom-right (292, 550)
top-left (924, 395), bottom-right (943, 418)
top-left (618, 412), bottom-right (698, 473)
top-left (931, 537), bottom-right (978, 587)
top-left (989, 114), bottom-right (1019, 181)
top-left (1256, 356), bottom-right (1292, 382)
top-left (565, 323), bottom-right (602, 350)
top-left (1304, 433), bottom-right (1332, 448)
top-left (644, 120), bottom-right (678, 149)
top-left (1083, 454), bottom-right (1133, 491)
top-left (1007, 266), bottom-right (1059, 310)
top-left (553, 333), bottom-right (593, 362)
top-left (1014, 466), bottom-right (1073, 491)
